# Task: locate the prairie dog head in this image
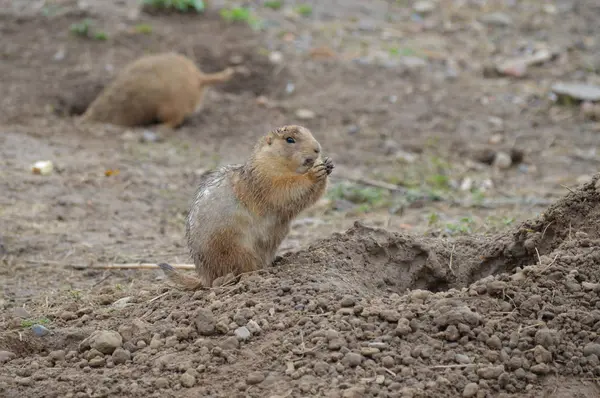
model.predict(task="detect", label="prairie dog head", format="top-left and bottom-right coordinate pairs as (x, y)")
top-left (260, 125), bottom-right (322, 174)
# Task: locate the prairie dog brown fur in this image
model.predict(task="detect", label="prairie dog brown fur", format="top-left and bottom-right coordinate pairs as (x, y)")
top-left (80, 52), bottom-right (234, 128)
top-left (159, 125), bottom-right (334, 290)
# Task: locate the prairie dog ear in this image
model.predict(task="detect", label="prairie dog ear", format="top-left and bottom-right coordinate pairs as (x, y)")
top-left (266, 135), bottom-right (273, 145)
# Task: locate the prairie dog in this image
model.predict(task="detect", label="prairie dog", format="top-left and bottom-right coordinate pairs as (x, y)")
top-left (81, 52), bottom-right (234, 128)
top-left (159, 125), bottom-right (334, 289)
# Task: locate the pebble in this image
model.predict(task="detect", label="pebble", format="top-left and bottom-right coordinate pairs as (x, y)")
top-left (552, 82), bottom-right (600, 102)
top-left (463, 382), bottom-right (479, 397)
top-left (246, 371), bottom-right (265, 385)
top-left (13, 307), bottom-right (30, 318)
top-left (295, 109), bottom-right (316, 120)
top-left (455, 354), bottom-right (471, 364)
top-left (533, 345), bottom-right (552, 364)
top-left (493, 151), bottom-right (512, 169)
top-left (220, 336), bottom-right (240, 350)
top-left (583, 343), bottom-right (600, 357)
top-left (155, 377), bottom-right (169, 389)
top-left (111, 348), bottom-right (131, 365)
top-left (88, 330), bottom-right (123, 355)
top-left (480, 12), bottom-right (513, 27)
top-left (180, 371), bottom-right (196, 388)
top-left (89, 357), bottom-right (106, 368)
top-left (235, 326), bottom-right (251, 341)
top-left (0, 351), bottom-right (16, 364)
top-left (194, 309), bottom-right (216, 336)
top-left (140, 130), bottom-right (162, 143)
top-left (32, 324), bottom-right (50, 337)
top-left (49, 350), bottom-right (66, 362)
top-left (246, 320), bottom-right (262, 335)
top-left (486, 335), bottom-right (502, 350)
top-left (530, 363), bottom-right (550, 375)
top-left (477, 365), bottom-right (504, 379)
top-left (396, 318), bottom-right (412, 336)
top-left (342, 352), bottom-right (363, 368)
top-left (16, 377), bottom-right (33, 386)
top-left (413, 1), bottom-right (435, 14)
top-left (340, 296), bottom-right (356, 307)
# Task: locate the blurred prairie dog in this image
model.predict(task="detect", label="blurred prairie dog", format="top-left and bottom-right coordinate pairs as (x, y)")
top-left (81, 52), bottom-right (235, 128)
top-left (159, 125), bottom-right (334, 289)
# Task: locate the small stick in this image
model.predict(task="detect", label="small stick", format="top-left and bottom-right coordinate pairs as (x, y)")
top-left (71, 263), bottom-right (195, 270)
top-left (426, 364), bottom-right (474, 369)
top-left (448, 244), bottom-right (456, 276)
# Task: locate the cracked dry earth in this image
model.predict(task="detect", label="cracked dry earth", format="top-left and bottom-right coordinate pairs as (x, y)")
top-left (3, 176), bottom-right (600, 398)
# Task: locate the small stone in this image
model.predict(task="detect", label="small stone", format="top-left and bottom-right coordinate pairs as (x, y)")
top-left (533, 345), bottom-right (552, 364)
top-left (477, 365), bottom-right (504, 379)
top-left (486, 335), bottom-right (502, 350)
top-left (246, 371), bottom-right (265, 385)
top-left (49, 350), bottom-right (66, 362)
top-left (149, 335), bottom-right (163, 349)
top-left (535, 328), bottom-right (558, 348)
top-left (60, 311), bottom-right (77, 321)
top-left (530, 363), bottom-right (550, 375)
top-left (112, 348), bottom-right (131, 365)
top-left (0, 351), bottom-right (16, 364)
top-left (269, 51), bottom-right (283, 64)
top-left (89, 357), bottom-right (106, 368)
top-left (90, 330), bottom-right (123, 355)
top-left (180, 372), bottom-right (196, 388)
top-left (413, 1), bottom-right (435, 14)
top-left (445, 325), bottom-right (460, 341)
top-left (360, 347), bottom-right (380, 357)
top-left (380, 310), bottom-right (400, 322)
top-left (246, 320), bottom-right (262, 335)
top-left (396, 318), bottom-right (412, 336)
top-left (583, 343), bottom-right (600, 357)
top-left (112, 297), bottom-right (132, 309)
top-left (295, 109), bottom-right (316, 120)
top-left (32, 324), bottom-right (50, 337)
top-left (552, 82), bottom-right (600, 102)
top-left (382, 356), bottom-right (395, 368)
top-left (16, 377), bottom-right (33, 386)
top-left (235, 326), bottom-right (251, 341)
top-left (340, 296), bottom-right (356, 307)
top-left (463, 382), bottom-right (479, 397)
top-left (140, 130), bottom-right (162, 143)
top-left (493, 151), bottom-right (512, 169)
top-left (155, 377), bottom-right (169, 389)
top-left (220, 336), bottom-right (240, 350)
top-left (455, 354), bottom-right (471, 364)
top-left (342, 352), bottom-right (363, 368)
top-left (480, 12), bottom-right (513, 27)
top-left (194, 309), bottom-right (216, 336)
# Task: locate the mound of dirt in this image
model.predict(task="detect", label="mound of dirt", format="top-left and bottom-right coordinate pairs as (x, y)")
top-left (3, 175), bottom-right (600, 397)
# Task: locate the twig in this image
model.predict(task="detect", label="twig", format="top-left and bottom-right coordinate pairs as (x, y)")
top-left (331, 175), bottom-right (405, 192)
top-left (541, 253), bottom-right (560, 271)
top-left (147, 292), bottom-right (169, 303)
top-left (427, 364), bottom-right (474, 369)
top-left (70, 263), bottom-right (195, 270)
top-left (535, 247), bottom-right (542, 266)
top-left (541, 221), bottom-right (554, 240)
top-left (560, 184), bottom-right (575, 194)
top-left (448, 244), bottom-right (456, 276)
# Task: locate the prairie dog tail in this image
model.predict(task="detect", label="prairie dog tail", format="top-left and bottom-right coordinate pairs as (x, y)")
top-left (158, 263), bottom-right (205, 290)
top-left (200, 67), bottom-right (235, 85)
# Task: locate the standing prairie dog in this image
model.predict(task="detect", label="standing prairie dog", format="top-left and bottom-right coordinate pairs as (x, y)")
top-left (80, 52), bottom-right (235, 128)
top-left (159, 125), bottom-right (334, 290)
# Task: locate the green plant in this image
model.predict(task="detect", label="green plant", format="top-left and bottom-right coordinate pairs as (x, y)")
top-left (294, 4), bottom-right (312, 16)
top-left (21, 318), bottom-right (50, 328)
top-left (328, 182), bottom-right (390, 213)
top-left (142, 0), bottom-right (205, 12)
top-left (70, 20), bottom-right (108, 41)
top-left (427, 212), bottom-right (440, 226)
top-left (264, 1), bottom-right (283, 10)
top-left (70, 19), bottom-right (92, 36)
top-left (445, 216), bottom-right (474, 235)
top-left (220, 7), bottom-right (261, 29)
top-left (134, 23), bottom-right (153, 34)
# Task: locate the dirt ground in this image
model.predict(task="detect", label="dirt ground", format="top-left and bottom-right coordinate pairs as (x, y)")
top-left (2, 0), bottom-right (600, 397)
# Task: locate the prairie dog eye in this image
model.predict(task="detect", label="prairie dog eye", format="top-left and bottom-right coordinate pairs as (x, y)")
top-left (286, 137), bottom-right (296, 144)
